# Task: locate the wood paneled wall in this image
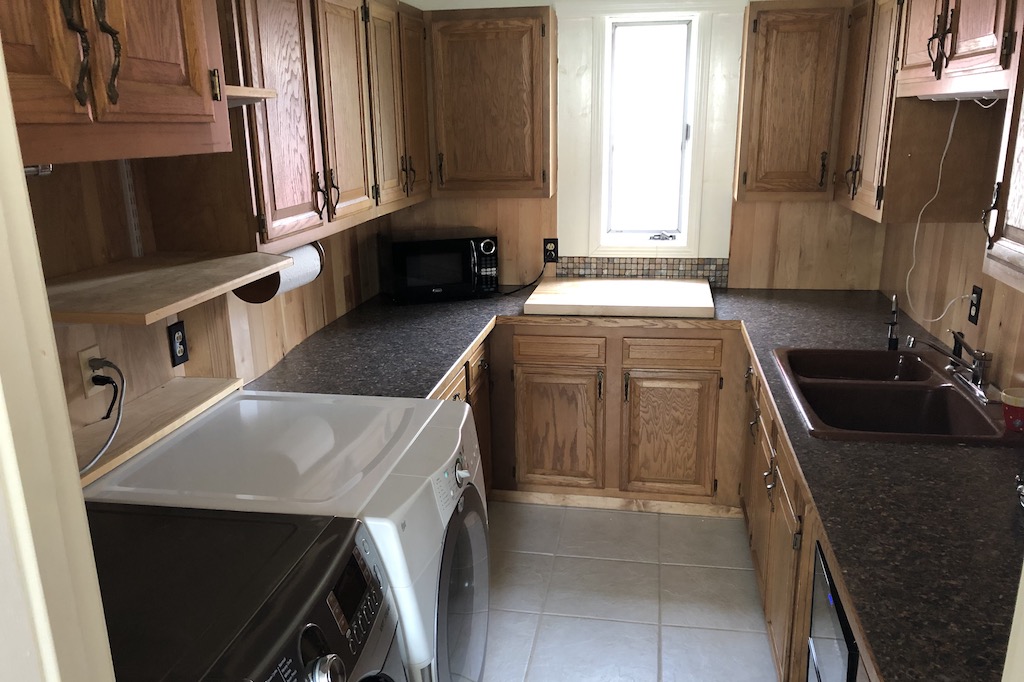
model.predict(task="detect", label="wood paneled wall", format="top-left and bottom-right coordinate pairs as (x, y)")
top-left (389, 196), bottom-right (557, 285)
top-left (28, 161), bottom-right (381, 430)
top-left (728, 200), bottom-right (886, 289)
top-left (880, 221), bottom-right (1024, 390)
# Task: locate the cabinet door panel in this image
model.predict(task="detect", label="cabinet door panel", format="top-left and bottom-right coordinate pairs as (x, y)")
top-left (399, 10), bottom-right (430, 199)
top-left (900, 0), bottom-right (944, 79)
top-left (742, 6), bottom-right (844, 195)
top-left (85, 0), bottom-right (216, 123)
top-left (431, 9), bottom-right (551, 194)
top-left (836, 2), bottom-right (872, 202)
top-left (318, 0), bottom-right (375, 222)
top-left (514, 365), bottom-right (603, 488)
top-left (853, 0), bottom-right (902, 218)
top-left (621, 370), bottom-right (718, 497)
top-left (1, 2), bottom-right (94, 123)
top-left (746, 416), bottom-right (773, 595)
top-left (766, 466), bottom-right (801, 681)
top-left (244, 0), bottom-right (325, 242)
top-left (946, 0), bottom-right (1009, 77)
top-left (368, 1), bottom-right (407, 207)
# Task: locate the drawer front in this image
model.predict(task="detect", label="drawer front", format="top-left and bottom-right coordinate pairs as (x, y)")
top-left (513, 335), bottom-right (607, 366)
top-left (622, 337), bottom-right (723, 368)
top-left (467, 341), bottom-right (489, 389)
top-left (434, 363), bottom-right (468, 401)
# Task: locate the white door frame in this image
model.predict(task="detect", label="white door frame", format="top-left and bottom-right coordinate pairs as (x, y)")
top-left (0, 47), bottom-right (115, 682)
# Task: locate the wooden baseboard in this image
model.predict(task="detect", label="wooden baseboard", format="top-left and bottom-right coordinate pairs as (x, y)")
top-left (487, 489), bottom-right (743, 518)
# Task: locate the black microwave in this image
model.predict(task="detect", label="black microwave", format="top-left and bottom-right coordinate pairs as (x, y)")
top-left (382, 235), bottom-right (499, 303)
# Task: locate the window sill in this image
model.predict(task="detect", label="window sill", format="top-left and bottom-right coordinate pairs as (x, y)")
top-left (983, 238), bottom-right (1024, 295)
top-left (591, 241), bottom-right (697, 258)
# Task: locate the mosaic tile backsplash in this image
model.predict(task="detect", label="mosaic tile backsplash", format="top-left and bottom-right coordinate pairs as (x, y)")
top-left (556, 257), bottom-right (729, 289)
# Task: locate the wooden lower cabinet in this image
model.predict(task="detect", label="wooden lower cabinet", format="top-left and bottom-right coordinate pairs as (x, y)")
top-left (765, 452), bottom-right (802, 681)
top-left (514, 365), bottom-right (604, 488)
top-left (746, 407), bottom-right (773, 593)
top-left (466, 341), bottom-right (492, 490)
top-left (490, 319), bottom-right (747, 507)
top-left (621, 369), bottom-right (719, 497)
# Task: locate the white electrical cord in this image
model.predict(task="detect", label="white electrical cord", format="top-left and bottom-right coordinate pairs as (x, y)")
top-left (904, 99), bottom-right (971, 323)
top-left (974, 98), bottom-right (1000, 109)
top-left (79, 359), bottom-right (127, 475)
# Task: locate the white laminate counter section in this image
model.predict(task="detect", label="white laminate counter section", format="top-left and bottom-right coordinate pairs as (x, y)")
top-left (523, 277), bottom-right (715, 317)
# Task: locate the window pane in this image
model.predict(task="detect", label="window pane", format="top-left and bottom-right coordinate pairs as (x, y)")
top-left (607, 22), bottom-right (690, 235)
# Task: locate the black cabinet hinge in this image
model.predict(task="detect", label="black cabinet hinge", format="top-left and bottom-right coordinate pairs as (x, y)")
top-left (542, 169), bottom-right (547, 183)
top-left (719, 376), bottom-right (724, 390)
top-left (512, 465), bottom-right (517, 479)
top-left (741, 171), bottom-right (748, 185)
top-left (792, 532), bottom-right (803, 551)
top-left (257, 214), bottom-right (268, 241)
top-left (1003, 31), bottom-right (1017, 56)
top-left (372, 184), bottom-right (380, 202)
top-left (541, 23), bottom-right (546, 37)
top-left (713, 479), bottom-right (719, 493)
top-left (847, 13), bottom-right (852, 29)
top-left (423, 27), bottom-right (427, 39)
top-left (875, 184), bottom-right (885, 209)
top-left (752, 18), bottom-right (758, 33)
top-left (210, 69), bottom-right (222, 101)
top-left (361, 3), bottom-right (369, 22)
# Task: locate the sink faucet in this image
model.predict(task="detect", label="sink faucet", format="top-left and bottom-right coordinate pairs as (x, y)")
top-left (887, 294), bottom-right (899, 350)
top-left (906, 330), bottom-right (999, 403)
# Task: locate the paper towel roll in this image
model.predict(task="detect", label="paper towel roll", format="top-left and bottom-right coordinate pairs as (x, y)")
top-left (234, 242), bottom-right (324, 304)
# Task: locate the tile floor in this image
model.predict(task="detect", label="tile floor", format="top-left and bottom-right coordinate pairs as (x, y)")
top-left (483, 502), bottom-right (776, 682)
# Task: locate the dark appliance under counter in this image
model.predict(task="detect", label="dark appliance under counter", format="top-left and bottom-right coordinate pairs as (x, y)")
top-left (86, 502), bottom-right (405, 682)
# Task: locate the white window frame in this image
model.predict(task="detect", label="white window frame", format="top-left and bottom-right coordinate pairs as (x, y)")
top-left (589, 11), bottom-right (710, 257)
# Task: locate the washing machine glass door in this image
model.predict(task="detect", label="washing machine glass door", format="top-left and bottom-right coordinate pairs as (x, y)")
top-left (436, 483), bottom-right (489, 682)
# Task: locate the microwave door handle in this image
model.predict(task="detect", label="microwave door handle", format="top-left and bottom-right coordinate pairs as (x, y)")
top-left (470, 244), bottom-right (478, 290)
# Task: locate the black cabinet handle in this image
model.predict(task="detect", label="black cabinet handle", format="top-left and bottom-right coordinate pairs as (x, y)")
top-left (408, 156), bottom-right (417, 190)
top-left (819, 151), bottom-right (828, 188)
top-left (597, 370), bottom-right (604, 401)
top-left (400, 156), bottom-right (409, 195)
top-left (328, 168), bottom-right (340, 207)
top-left (91, 0), bottom-right (122, 104)
top-left (60, 0), bottom-right (91, 106)
top-left (437, 152), bottom-right (446, 187)
top-left (313, 171), bottom-right (327, 218)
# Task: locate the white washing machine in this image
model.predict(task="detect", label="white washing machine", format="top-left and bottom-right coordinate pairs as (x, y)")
top-left (362, 401), bottom-right (489, 682)
top-left (83, 390), bottom-right (489, 682)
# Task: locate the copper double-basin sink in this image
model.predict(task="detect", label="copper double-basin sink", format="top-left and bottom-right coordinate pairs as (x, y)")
top-left (774, 348), bottom-right (1006, 443)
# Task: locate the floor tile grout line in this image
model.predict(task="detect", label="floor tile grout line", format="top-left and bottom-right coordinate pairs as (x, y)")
top-left (523, 508), bottom-right (562, 681)
top-left (657, 511), bottom-right (664, 682)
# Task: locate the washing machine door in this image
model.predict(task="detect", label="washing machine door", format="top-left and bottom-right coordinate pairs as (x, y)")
top-left (436, 483), bottom-right (489, 682)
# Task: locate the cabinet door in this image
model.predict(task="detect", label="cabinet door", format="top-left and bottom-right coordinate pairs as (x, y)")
top-left (765, 464), bottom-right (801, 681)
top-left (243, 0), bottom-right (326, 243)
top-left (399, 10), bottom-right (430, 200)
top-left (84, 0), bottom-right (217, 123)
top-left (851, 0), bottom-right (902, 219)
top-left (1, 2), bottom-right (94, 124)
top-left (317, 0), bottom-right (376, 223)
top-left (620, 370), bottom-right (718, 498)
top-left (746, 415), bottom-right (773, 594)
top-left (467, 345), bottom-right (491, 491)
top-left (430, 7), bottom-right (553, 196)
top-left (514, 365), bottom-right (603, 488)
top-left (367, 0), bottom-right (407, 207)
top-left (899, 0), bottom-right (945, 83)
top-left (738, 4), bottom-right (845, 197)
top-left (836, 2), bottom-right (873, 203)
top-left (945, 0), bottom-right (1011, 77)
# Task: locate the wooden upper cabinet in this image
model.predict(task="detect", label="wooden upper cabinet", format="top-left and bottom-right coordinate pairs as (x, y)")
top-left (367, 0), bottom-right (407, 208)
top-left (83, 0), bottom-right (216, 123)
top-left (0, 2), bottom-right (94, 124)
top-left (399, 8), bottom-right (430, 200)
top-left (897, 0), bottom-right (1014, 95)
top-left (429, 6), bottom-right (554, 197)
top-left (945, 0), bottom-right (1012, 78)
top-left (620, 370), bottom-right (718, 498)
top-left (835, 2), bottom-right (873, 204)
top-left (736, 2), bottom-right (846, 200)
top-left (315, 0), bottom-right (375, 224)
top-left (514, 365), bottom-right (604, 489)
top-left (244, 0), bottom-right (326, 243)
top-left (5, 0), bottom-right (230, 164)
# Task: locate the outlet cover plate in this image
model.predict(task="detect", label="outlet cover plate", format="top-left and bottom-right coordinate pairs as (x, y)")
top-left (78, 345), bottom-right (103, 398)
top-left (543, 238), bottom-right (558, 263)
top-left (968, 285), bottom-right (983, 325)
top-left (168, 320), bottom-right (189, 367)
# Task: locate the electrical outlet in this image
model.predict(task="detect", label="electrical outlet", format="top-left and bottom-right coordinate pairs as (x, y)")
top-left (543, 238), bottom-right (558, 263)
top-left (968, 285), bottom-right (983, 325)
top-left (78, 345), bottom-right (103, 398)
top-left (168, 320), bottom-right (189, 367)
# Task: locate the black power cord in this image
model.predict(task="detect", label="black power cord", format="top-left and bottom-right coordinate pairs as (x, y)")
top-left (502, 267), bottom-right (546, 296)
top-left (79, 358), bottom-right (127, 475)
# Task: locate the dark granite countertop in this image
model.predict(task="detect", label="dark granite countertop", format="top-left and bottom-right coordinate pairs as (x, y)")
top-left (248, 286), bottom-right (1024, 682)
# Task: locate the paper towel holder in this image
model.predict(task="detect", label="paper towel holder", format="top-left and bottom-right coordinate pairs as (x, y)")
top-left (233, 241), bottom-right (325, 304)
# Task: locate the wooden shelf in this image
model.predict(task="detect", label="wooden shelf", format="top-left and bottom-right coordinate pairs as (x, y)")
top-left (77, 376), bottom-right (241, 487)
top-left (47, 252), bottom-right (291, 325)
top-left (224, 85), bottom-right (277, 108)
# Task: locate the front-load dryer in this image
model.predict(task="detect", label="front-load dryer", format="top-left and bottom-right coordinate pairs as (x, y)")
top-left (362, 401), bottom-right (489, 682)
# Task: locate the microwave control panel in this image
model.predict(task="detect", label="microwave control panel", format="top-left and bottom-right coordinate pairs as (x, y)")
top-left (475, 238), bottom-right (498, 293)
